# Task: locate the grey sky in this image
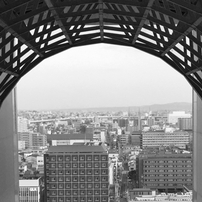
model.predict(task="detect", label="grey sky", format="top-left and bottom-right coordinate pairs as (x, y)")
top-left (17, 44), bottom-right (192, 110)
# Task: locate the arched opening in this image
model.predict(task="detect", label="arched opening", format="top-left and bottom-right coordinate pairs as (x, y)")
top-left (0, 0), bottom-right (202, 202)
top-left (16, 43), bottom-right (193, 200)
top-left (17, 44), bottom-right (192, 109)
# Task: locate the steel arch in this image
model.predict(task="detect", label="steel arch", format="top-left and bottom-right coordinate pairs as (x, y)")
top-left (0, 0), bottom-right (202, 106)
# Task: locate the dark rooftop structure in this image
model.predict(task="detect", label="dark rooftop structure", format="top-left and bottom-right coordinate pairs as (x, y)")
top-left (47, 144), bottom-right (107, 153)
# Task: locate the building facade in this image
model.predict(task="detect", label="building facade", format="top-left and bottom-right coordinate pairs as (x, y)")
top-left (142, 131), bottom-right (190, 149)
top-left (130, 132), bottom-right (142, 147)
top-left (18, 117), bottom-right (29, 133)
top-left (136, 152), bottom-right (192, 192)
top-left (18, 132), bottom-right (47, 149)
top-left (19, 178), bottom-right (43, 202)
top-left (178, 118), bottom-right (192, 130)
top-left (44, 145), bottom-right (109, 202)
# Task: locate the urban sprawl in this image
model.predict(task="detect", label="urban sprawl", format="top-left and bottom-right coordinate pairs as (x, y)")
top-left (18, 109), bottom-right (193, 202)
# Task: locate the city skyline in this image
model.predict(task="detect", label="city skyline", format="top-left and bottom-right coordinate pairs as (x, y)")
top-left (17, 44), bottom-right (192, 110)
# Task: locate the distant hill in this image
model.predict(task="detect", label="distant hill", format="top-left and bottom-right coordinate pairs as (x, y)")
top-left (58, 102), bottom-right (192, 113)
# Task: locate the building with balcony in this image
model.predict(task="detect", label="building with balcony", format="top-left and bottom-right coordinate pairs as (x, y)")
top-left (18, 132), bottom-right (47, 149)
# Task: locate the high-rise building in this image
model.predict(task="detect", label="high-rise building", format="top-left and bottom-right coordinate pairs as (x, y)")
top-left (142, 131), bottom-right (190, 149)
top-left (136, 150), bottom-right (192, 192)
top-left (18, 132), bottom-right (47, 149)
top-left (18, 117), bottom-right (29, 132)
top-left (44, 145), bottom-right (109, 202)
top-left (178, 118), bottom-right (192, 130)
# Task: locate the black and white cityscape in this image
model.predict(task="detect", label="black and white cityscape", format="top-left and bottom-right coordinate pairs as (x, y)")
top-left (1, 1), bottom-right (202, 202)
top-left (18, 104), bottom-right (193, 202)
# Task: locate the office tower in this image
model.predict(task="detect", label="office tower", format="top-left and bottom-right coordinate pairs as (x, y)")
top-left (178, 118), bottom-right (192, 130)
top-left (44, 145), bottom-right (109, 202)
top-left (142, 131), bottom-right (190, 149)
top-left (136, 150), bottom-right (192, 193)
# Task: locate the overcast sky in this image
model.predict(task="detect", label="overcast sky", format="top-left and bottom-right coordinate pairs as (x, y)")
top-left (16, 43), bottom-right (192, 110)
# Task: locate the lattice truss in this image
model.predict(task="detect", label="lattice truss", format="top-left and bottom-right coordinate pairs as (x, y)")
top-left (0, 0), bottom-right (202, 106)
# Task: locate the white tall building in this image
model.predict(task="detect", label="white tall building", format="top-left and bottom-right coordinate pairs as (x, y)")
top-left (168, 111), bottom-right (191, 124)
top-left (18, 117), bottom-right (29, 132)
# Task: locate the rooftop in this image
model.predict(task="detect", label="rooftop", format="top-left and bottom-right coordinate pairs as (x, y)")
top-left (47, 144), bottom-right (107, 153)
top-left (47, 133), bottom-right (93, 141)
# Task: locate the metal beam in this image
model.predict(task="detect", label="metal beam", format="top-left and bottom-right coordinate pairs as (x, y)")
top-left (167, 0), bottom-right (202, 14)
top-left (132, 0), bottom-right (155, 45)
top-left (0, 18), bottom-right (43, 57)
top-left (161, 17), bottom-right (202, 56)
top-left (44, 0), bottom-right (73, 45)
top-left (186, 67), bottom-right (202, 75)
top-left (0, 67), bottom-right (18, 77)
top-left (99, 0), bottom-right (104, 41)
top-left (0, 0), bottom-right (32, 15)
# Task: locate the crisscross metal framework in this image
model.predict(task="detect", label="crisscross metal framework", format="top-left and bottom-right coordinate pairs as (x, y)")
top-left (0, 0), bottom-right (202, 106)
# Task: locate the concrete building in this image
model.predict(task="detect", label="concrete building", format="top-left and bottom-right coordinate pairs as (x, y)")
top-left (142, 131), bottom-right (190, 149)
top-left (19, 178), bottom-right (43, 202)
top-left (18, 132), bottom-right (47, 149)
top-left (136, 151), bottom-right (192, 192)
top-left (93, 129), bottom-right (106, 142)
top-left (18, 141), bottom-right (26, 150)
top-left (18, 117), bottom-right (29, 133)
top-left (130, 131), bottom-right (142, 147)
top-left (36, 156), bottom-right (44, 174)
top-left (44, 145), bottom-right (109, 202)
top-left (178, 118), bottom-right (192, 130)
top-left (109, 162), bottom-right (115, 185)
top-left (118, 132), bottom-right (130, 146)
top-left (31, 133), bottom-right (47, 148)
top-left (168, 111), bottom-right (191, 124)
top-left (129, 188), bottom-right (153, 200)
top-left (47, 133), bottom-right (93, 146)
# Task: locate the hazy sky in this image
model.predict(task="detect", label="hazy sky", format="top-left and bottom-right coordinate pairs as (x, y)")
top-left (17, 44), bottom-right (192, 110)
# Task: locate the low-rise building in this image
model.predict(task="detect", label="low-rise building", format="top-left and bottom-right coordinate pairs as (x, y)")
top-left (19, 178), bottom-right (44, 202)
top-left (142, 130), bottom-right (190, 149)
